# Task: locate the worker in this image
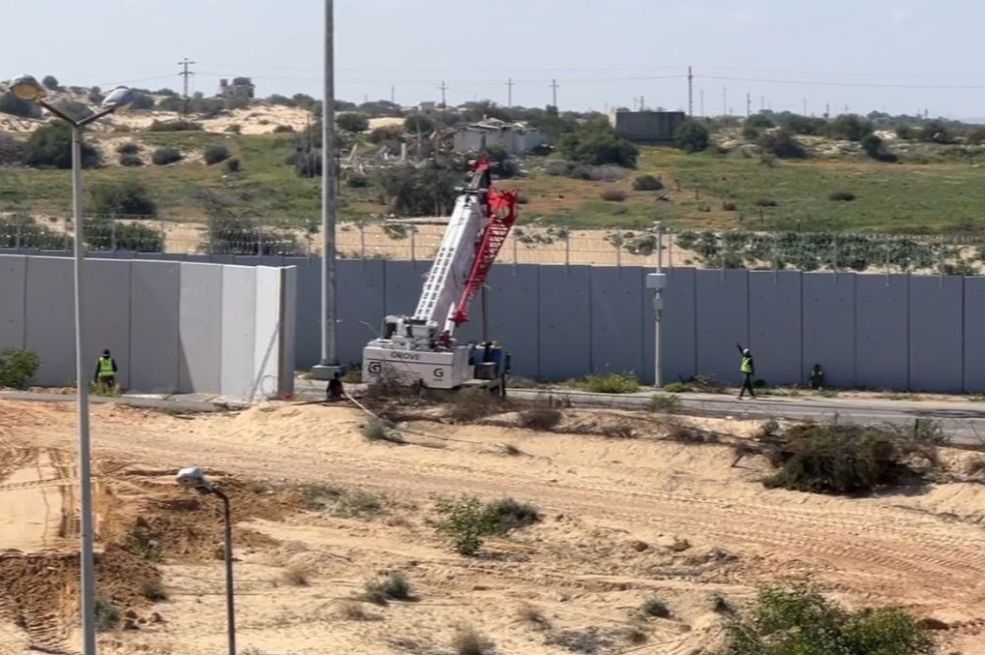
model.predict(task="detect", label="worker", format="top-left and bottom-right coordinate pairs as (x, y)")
top-left (94, 349), bottom-right (118, 388)
top-left (326, 372), bottom-right (344, 402)
top-left (808, 364), bottom-right (825, 390)
top-left (736, 342), bottom-right (756, 400)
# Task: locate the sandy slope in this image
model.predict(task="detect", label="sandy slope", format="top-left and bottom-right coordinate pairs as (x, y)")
top-left (1, 399), bottom-right (984, 654)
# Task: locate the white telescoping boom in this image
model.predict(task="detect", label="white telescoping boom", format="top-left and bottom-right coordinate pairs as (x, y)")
top-left (362, 160), bottom-right (518, 390)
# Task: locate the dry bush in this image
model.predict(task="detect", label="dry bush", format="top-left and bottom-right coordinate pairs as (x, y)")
top-left (965, 458), bottom-right (985, 476)
top-left (361, 417), bottom-right (404, 444)
top-left (600, 188), bottom-right (628, 202)
top-left (336, 601), bottom-right (372, 621)
top-left (517, 603), bottom-right (551, 629)
top-left (639, 597), bottom-right (671, 619)
top-left (649, 393), bottom-right (681, 413)
top-left (452, 624), bottom-right (494, 655)
top-left (607, 423), bottom-right (636, 439)
top-left (362, 572), bottom-right (413, 605)
top-left (282, 564), bottom-right (311, 587)
top-left (447, 388), bottom-right (504, 423)
top-left (519, 406), bottom-right (562, 431)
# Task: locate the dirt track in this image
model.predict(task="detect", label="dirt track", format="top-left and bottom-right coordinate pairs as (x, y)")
top-left (2, 399), bottom-right (985, 654)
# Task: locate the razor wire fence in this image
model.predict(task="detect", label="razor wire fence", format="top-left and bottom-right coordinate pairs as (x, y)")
top-left (3, 212), bottom-right (985, 274)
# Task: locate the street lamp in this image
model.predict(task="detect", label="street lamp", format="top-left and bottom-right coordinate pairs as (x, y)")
top-left (7, 74), bottom-right (133, 655)
top-left (176, 467), bottom-right (236, 655)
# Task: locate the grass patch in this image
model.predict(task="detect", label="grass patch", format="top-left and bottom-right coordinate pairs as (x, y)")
top-left (95, 599), bottom-right (121, 632)
top-left (435, 496), bottom-right (540, 556)
top-left (297, 483), bottom-right (385, 517)
top-left (663, 375), bottom-right (726, 394)
top-left (583, 373), bottom-right (640, 394)
top-left (518, 405), bottom-right (563, 430)
top-left (649, 393), bottom-right (681, 413)
top-left (90, 381), bottom-right (123, 397)
top-left (124, 520), bottom-right (164, 562)
top-left (447, 388), bottom-right (504, 423)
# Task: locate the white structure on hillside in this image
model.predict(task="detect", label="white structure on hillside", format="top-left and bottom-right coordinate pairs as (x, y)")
top-left (452, 118), bottom-right (546, 155)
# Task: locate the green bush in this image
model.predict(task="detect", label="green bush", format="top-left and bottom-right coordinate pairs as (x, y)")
top-left (758, 129), bottom-right (807, 159)
top-left (715, 584), bottom-right (933, 655)
top-left (204, 215), bottom-right (301, 255)
top-left (115, 142), bottom-right (141, 155)
top-left (827, 114), bottom-right (873, 141)
top-left (585, 373), bottom-right (640, 394)
top-left (966, 126), bottom-right (985, 145)
top-left (0, 132), bottom-right (22, 165)
top-left (0, 348), bottom-right (41, 389)
top-left (23, 122), bottom-right (102, 169)
top-left (54, 100), bottom-right (94, 122)
top-left (129, 93), bottom-right (155, 110)
top-left (404, 113), bottom-right (435, 136)
top-left (42, 75), bottom-right (59, 90)
top-left (89, 179), bottom-right (157, 216)
top-left (434, 496), bottom-right (540, 556)
top-left (90, 381), bottom-right (122, 397)
top-left (676, 120), bottom-right (710, 153)
top-left (0, 215), bottom-right (63, 249)
top-left (119, 153), bottom-right (143, 167)
top-left (920, 120), bottom-right (957, 144)
top-left (148, 119), bottom-right (202, 132)
top-left (152, 146), bottom-right (183, 166)
top-left (369, 124), bottom-right (404, 143)
top-left (662, 382), bottom-right (689, 394)
top-left (375, 161), bottom-right (460, 216)
top-left (600, 188), bottom-right (627, 202)
top-left (337, 112), bottom-right (370, 132)
top-left (362, 572), bottom-right (413, 605)
top-left (95, 599), bottom-right (121, 632)
top-left (86, 219), bottom-right (163, 252)
top-left (203, 144), bottom-right (231, 165)
top-left (861, 134), bottom-right (898, 162)
top-left (640, 598), bottom-right (671, 619)
top-left (224, 157), bottom-right (241, 173)
top-left (649, 394), bottom-right (681, 413)
top-left (480, 144), bottom-right (519, 178)
top-left (633, 174), bottom-right (664, 191)
top-left (155, 96), bottom-right (185, 112)
top-left (560, 121), bottom-right (638, 167)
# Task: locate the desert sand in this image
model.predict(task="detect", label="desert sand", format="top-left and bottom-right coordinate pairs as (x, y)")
top-left (1, 399), bottom-right (984, 654)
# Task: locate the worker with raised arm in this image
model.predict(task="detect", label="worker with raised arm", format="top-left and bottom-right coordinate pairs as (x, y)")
top-left (94, 349), bottom-right (118, 388)
top-left (736, 342), bottom-right (756, 400)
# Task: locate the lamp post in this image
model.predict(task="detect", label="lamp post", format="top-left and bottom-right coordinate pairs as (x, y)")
top-left (176, 467), bottom-right (236, 655)
top-left (9, 75), bottom-right (133, 655)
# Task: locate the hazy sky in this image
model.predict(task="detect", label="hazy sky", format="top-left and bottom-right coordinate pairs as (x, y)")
top-left (4, 0), bottom-right (985, 118)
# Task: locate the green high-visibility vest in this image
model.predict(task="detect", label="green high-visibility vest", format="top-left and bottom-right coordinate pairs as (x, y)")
top-left (740, 356), bottom-right (753, 374)
top-left (98, 356), bottom-right (115, 378)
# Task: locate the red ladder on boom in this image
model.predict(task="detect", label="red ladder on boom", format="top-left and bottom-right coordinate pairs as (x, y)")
top-left (450, 163), bottom-right (518, 326)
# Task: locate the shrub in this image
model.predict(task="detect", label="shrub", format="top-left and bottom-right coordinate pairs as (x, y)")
top-left (337, 112), bottom-right (370, 132)
top-left (95, 599), bottom-right (121, 632)
top-left (676, 120), bottom-right (710, 153)
top-left (649, 394), bottom-right (681, 413)
top-left (148, 119), bottom-right (202, 132)
top-left (920, 120), bottom-right (957, 144)
top-left (267, 94), bottom-right (296, 107)
top-left (224, 158), bottom-right (241, 173)
top-left (715, 584), bottom-right (934, 655)
top-left (128, 93), bottom-right (155, 110)
top-left (115, 142), bottom-right (141, 155)
top-left (0, 91), bottom-right (41, 118)
top-left (225, 123), bottom-right (242, 134)
top-left (754, 197), bottom-right (778, 207)
top-left (758, 129), bottom-right (807, 159)
top-left (272, 124), bottom-right (294, 133)
top-left (141, 579), bottom-right (168, 602)
top-left (827, 114), bottom-right (873, 141)
top-left (375, 162), bottom-right (459, 216)
top-left (0, 132), bottom-right (22, 165)
top-left (662, 382), bottom-right (689, 394)
top-left (0, 348), bottom-right (41, 389)
top-left (452, 625), bottom-right (494, 655)
top-left (861, 134), bottom-right (898, 162)
top-left (42, 75), bottom-right (59, 90)
top-left (86, 220), bottom-right (163, 252)
top-left (600, 188), bottom-right (627, 202)
top-left (203, 143), bottom-right (231, 165)
top-left (966, 126), bottom-right (985, 145)
top-left (362, 572), bottom-right (412, 604)
top-left (0, 215), bottom-right (63, 249)
top-left (633, 174), bottom-right (664, 191)
top-left (585, 373), bottom-right (640, 394)
top-left (152, 146), bottom-right (183, 165)
top-left (55, 100), bottom-right (94, 122)
top-left (155, 96), bottom-right (184, 112)
top-left (545, 159), bottom-right (574, 176)
top-left (204, 214), bottom-right (300, 255)
top-left (640, 598), bottom-right (671, 619)
top-left (89, 179), bottom-right (157, 216)
top-left (369, 124), bottom-right (404, 143)
top-left (829, 190), bottom-right (856, 202)
top-left (361, 417), bottom-right (403, 444)
top-left (560, 121), bottom-right (639, 167)
top-left (282, 565), bottom-right (311, 587)
top-left (447, 388), bottom-right (502, 423)
top-left (518, 406), bottom-right (562, 431)
top-left (23, 122), bottom-right (101, 169)
top-left (481, 144), bottom-right (519, 178)
top-left (346, 172), bottom-right (370, 188)
top-left (90, 381), bottom-right (123, 397)
top-left (404, 113), bottom-right (435, 135)
top-left (435, 496), bottom-right (539, 556)
top-left (722, 201), bottom-right (737, 211)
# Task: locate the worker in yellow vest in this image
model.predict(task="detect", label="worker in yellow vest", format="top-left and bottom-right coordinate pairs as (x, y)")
top-left (736, 342), bottom-right (756, 400)
top-left (94, 349), bottom-right (118, 388)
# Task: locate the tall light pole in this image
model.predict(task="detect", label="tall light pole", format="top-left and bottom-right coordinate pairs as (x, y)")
top-left (313, 0), bottom-right (340, 379)
top-left (9, 75), bottom-right (134, 655)
top-left (176, 468), bottom-right (236, 655)
top-left (647, 221), bottom-right (666, 389)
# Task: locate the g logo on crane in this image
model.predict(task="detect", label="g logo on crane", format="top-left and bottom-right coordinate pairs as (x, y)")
top-left (433, 368), bottom-right (445, 379)
top-left (368, 361), bottom-right (382, 375)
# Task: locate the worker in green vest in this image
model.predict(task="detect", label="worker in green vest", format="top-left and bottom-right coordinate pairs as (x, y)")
top-left (736, 342), bottom-right (756, 399)
top-left (94, 349), bottom-right (118, 388)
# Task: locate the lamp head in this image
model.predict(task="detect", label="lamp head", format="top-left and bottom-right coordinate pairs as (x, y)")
top-left (176, 466), bottom-right (214, 493)
top-left (9, 75), bottom-right (46, 102)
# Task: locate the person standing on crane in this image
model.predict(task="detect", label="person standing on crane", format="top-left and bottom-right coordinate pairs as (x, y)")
top-left (736, 342), bottom-right (756, 400)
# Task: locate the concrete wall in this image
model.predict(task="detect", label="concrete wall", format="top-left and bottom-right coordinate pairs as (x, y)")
top-left (611, 111), bottom-right (687, 143)
top-left (0, 255), bottom-right (295, 400)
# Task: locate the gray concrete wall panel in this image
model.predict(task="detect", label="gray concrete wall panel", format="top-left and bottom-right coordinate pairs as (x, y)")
top-left (178, 263), bottom-right (223, 393)
top-left (964, 278), bottom-right (985, 392)
top-left (280, 267), bottom-right (297, 395)
top-left (538, 266), bottom-right (591, 380)
top-left (590, 267), bottom-right (644, 377)
top-left (130, 261), bottom-right (180, 393)
top-left (484, 265), bottom-right (540, 379)
top-left (749, 271), bottom-right (803, 385)
top-left (253, 267), bottom-right (283, 400)
top-left (220, 266), bottom-right (257, 398)
top-left (293, 259), bottom-right (321, 369)
top-left (81, 259), bottom-right (132, 389)
top-left (694, 269), bottom-right (748, 384)
top-left (24, 257), bottom-right (75, 385)
top-left (855, 274), bottom-right (908, 389)
top-left (336, 259), bottom-right (385, 367)
top-left (0, 255), bottom-right (26, 350)
top-left (661, 268), bottom-right (696, 384)
top-left (802, 273), bottom-right (856, 388)
top-left (909, 276), bottom-right (963, 392)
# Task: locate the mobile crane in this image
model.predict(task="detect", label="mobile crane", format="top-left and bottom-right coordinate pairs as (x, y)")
top-left (361, 160), bottom-right (518, 393)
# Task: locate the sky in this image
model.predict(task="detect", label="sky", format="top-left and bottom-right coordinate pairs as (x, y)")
top-left (3, 0), bottom-right (985, 119)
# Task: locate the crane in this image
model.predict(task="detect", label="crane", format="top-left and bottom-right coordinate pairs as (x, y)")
top-left (362, 160), bottom-right (518, 391)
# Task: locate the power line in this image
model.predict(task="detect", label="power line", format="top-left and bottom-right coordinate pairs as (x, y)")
top-left (550, 78), bottom-right (559, 109)
top-left (700, 73), bottom-right (985, 90)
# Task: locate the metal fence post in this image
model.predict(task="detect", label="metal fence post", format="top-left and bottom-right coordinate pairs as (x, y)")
top-left (359, 224), bottom-right (365, 259)
top-left (256, 219), bottom-right (264, 256)
top-left (160, 217), bottom-right (166, 253)
top-left (14, 216), bottom-right (21, 249)
top-left (410, 227), bottom-right (416, 262)
top-left (110, 217), bottom-right (117, 252)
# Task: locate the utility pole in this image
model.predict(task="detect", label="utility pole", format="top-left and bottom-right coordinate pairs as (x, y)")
top-left (390, 85), bottom-right (395, 104)
top-left (178, 58), bottom-right (195, 115)
top-left (825, 102), bottom-right (830, 118)
top-left (722, 86), bottom-right (727, 116)
top-left (640, 95), bottom-right (645, 111)
top-left (687, 65), bottom-right (694, 117)
top-left (506, 77), bottom-right (515, 107)
top-left (699, 89), bottom-right (705, 117)
top-left (550, 78), bottom-right (559, 109)
top-left (746, 92), bottom-right (751, 117)
top-left (312, 0), bottom-right (338, 379)
top-left (439, 80), bottom-right (448, 109)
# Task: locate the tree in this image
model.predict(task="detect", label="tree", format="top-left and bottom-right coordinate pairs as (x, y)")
top-left (758, 129), bottom-right (808, 159)
top-left (129, 93), bottom-right (155, 110)
top-left (861, 134), bottom-right (898, 162)
top-left (966, 126), bottom-right (985, 145)
top-left (203, 144), bottom-right (231, 165)
top-left (292, 93), bottom-right (317, 110)
top-left (369, 125), bottom-right (404, 144)
top-left (88, 179), bottom-right (157, 216)
top-left (376, 160), bottom-right (461, 216)
top-left (675, 120), bottom-right (710, 153)
top-left (560, 121), bottom-right (638, 167)
top-left (404, 113), bottom-right (436, 136)
top-left (151, 146), bottom-right (183, 166)
top-left (42, 75), bottom-right (59, 90)
top-left (920, 120), bottom-right (957, 144)
top-left (267, 94), bottom-right (296, 107)
top-left (337, 112), bottom-right (370, 133)
top-left (0, 132), bottom-right (22, 165)
top-left (0, 92), bottom-right (41, 119)
top-left (22, 123), bottom-right (101, 169)
top-left (828, 114), bottom-right (873, 141)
